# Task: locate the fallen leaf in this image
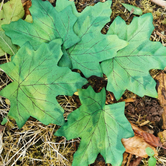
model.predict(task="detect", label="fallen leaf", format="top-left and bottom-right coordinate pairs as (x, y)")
top-left (134, 129), bottom-right (162, 148)
top-left (122, 136), bottom-right (158, 158)
top-left (122, 122), bottom-right (158, 158)
top-left (130, 122), bottom-right (162, 147)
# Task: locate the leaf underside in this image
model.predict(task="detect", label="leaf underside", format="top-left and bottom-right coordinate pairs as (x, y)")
top-left (55, 86), bottom-right (134, 166)
top-left (101, 13), bottom-right (166, 100)
top-left (0, 39), bottom-right (87, 128)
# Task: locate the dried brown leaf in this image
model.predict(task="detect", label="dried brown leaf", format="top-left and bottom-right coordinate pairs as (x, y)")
top-left (134, 129), bottom-right (162, 148)
top-left (122, 122), bottom-right (158, 157)
top-left (122, 136), bottom-right (158, 158)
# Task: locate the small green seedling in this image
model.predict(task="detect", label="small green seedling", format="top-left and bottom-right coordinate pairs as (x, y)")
top-left (121, 3), bottom-right (143, 15)
top-left (145, 147), bottom-right (157, 166)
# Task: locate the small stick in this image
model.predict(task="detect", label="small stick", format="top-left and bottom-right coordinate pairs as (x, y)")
top-left (150, 0), bottom-right (166, 8)
top-left (127, 154), bottom-right (132, 166)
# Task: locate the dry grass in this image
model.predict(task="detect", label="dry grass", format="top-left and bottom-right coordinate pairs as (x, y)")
top-left (0, 95), bottom-right (80, 166)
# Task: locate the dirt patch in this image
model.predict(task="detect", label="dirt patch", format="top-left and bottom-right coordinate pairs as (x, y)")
top-left (126, 96), bottom-right (163, 123)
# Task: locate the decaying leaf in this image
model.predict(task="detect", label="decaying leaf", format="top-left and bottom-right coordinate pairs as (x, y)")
top-left (130, 122), bottom-right (162, 148)
top-left (0, 39), bottom-right (87, 128)
top-left (101, 14), bottom-right (166, 100)
top-left (122, 122), bottom-right (158, 158)
top-left (134, 129), bottom-right (162, 148)
top-left (55, 86), bottom-right (134, 166)
top-left (122, 136), bottom-right (158, 158)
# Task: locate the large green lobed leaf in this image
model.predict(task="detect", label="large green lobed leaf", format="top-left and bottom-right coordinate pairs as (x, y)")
top-left (0, 39), bottom-right (87, 128)
top-left (2, 0), bottom-right (128, 77)
top-left (56, 86), bottom-right (134, 166)
top-left (63, 0), bottom-right (128, 77)
top-left (2, 0), bottom-right (79, 50)
top-left (101, 13), bottom-right (166, 100)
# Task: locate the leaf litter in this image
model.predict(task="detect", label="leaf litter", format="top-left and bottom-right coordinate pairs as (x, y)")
top-left (1, 0), bottom-right (166, 166)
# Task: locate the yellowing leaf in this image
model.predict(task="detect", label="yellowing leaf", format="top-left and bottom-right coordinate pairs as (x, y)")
top-left (0, 0), bottom-right (24, 29)
top-left (0, 0), bottom-right (24, 56)
top-left (2, 0), bottom-right (80, 50)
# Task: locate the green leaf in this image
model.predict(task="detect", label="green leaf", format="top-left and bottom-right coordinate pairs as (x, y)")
top-left (55, 86), bottom-right (134, 166)
top-left (0, 0), bottom-right (24, 30)
top-left (101, 13), bottom-right (166, 99)
top-left (1, 117), bottom-right (7, 125)
top-left (148, 157), bottom-right (156, 166)
top-left (58, 46), bottom-right (72, 68)
top-left (2, 0), bottom-right (80, 50)
top-left (65, 0), bottom-right (128, 77)
top-left (121, 3), bottom-right (142, 15)
top-left (0, 31), bottom-right (17, 55)
top-left (146, 147), bottom-right (155, 157)
top-left (0, 0), bottom-right (24, 56)
top-left (55, 0), bottom-right (78, 15)
top-left (0, 39), bottom-right (87, 128)
top-left (0, 47), bottom-right (5, 57)
top-left (25, 15), bottom-right (33, 23)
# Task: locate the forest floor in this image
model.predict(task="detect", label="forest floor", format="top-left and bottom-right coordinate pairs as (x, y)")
top-left (1, 0), bottom-right (166, 165)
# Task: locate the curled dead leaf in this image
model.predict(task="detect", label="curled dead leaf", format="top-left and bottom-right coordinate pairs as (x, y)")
top-left (134, 129), bottom-right (162, 148)
top-left (122, 136), bottom-right (158, 158)
top-left (122, 122), bottom-right (159, 158)
top-left (130, 122), bottom-right (162, 148)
